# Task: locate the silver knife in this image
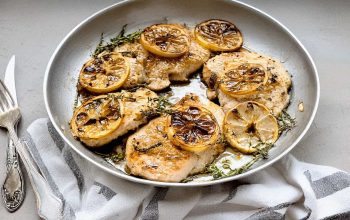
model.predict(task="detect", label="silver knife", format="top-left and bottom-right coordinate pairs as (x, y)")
top-left (1, 55), bottom-right (25, 212)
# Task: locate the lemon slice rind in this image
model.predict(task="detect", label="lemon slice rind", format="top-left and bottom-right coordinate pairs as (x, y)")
top-left (223, 101), bottom-right (278, 154)
top-left (140, 24), bottom-right (190, 58)
top-left (79, 52), bottom-right (130, 94)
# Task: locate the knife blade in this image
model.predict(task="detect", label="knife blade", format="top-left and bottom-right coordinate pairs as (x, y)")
top-left (4, 55), bottom-right (17, 105)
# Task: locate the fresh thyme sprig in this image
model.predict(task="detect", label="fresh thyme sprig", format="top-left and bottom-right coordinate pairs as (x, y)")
top-left (181, 176), bottom-right (196, 183)
top-left (94, 151), bottom-right (125, 163)
top-left (154, 96), bottom-right (174, 115)
top-left (252, 142), bottom-right (273, 159)
top-left (206, 142), bottom-right (273, 180)
top-left (107, 93), bottom-right (137, 102)
top-left (277, 110), bottom-right (296, 134)
top-left (93, 24), bottom-right (142, 58)
top-left (141, 96), bottom-right (174, 119)
top-left (207, 156), bottom-right (260, 180)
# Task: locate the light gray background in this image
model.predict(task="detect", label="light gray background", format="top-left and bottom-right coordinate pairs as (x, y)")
top-left (0, 0), bottom-right (349, 219)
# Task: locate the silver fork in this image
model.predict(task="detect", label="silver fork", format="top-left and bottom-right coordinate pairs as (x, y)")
top-left (0, 80), bottom-right (62, 218)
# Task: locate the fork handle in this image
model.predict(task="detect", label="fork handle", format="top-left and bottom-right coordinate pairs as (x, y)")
top-left (2, 123), bottom-right (26, 212)
top-left (6, 124), bottom-right (18, 170)
top-left (6, 126), bottom-right (63, 219)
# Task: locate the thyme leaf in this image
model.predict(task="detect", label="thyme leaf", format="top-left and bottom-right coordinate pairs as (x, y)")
top-left (92, 24), bottom-right (142, 58)
top-left (207, 142), bottom-right (273, 180)
top-left (94, 151), bottom-right (125, 163)
top-left (155, 96), bottom-right (174, 115)
top-left (181, 176), bottom-right (196, 183)
top-left (277, 110), bottom-right (296, 134)
top-left (140, 96), bottom-right (174, 119)
top-left (252, 142), bottom-right (273, 159)
top-left (207, 156), bottom-right (258, 180)
top-left (107, 93), bottom-right (136, 102)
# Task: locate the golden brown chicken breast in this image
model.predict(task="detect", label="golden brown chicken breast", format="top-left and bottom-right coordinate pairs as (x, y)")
top-left (70, 88), bottom-right (158, 147)
top-left (125, 94), bottom-right (225, 182)
top-left (202, 49), bottom-right (292, 115)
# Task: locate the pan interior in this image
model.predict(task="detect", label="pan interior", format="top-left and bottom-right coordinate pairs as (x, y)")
top-left (44, 0), bottom-right (319, 187)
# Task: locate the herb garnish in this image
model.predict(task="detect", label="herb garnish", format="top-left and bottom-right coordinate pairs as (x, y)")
top-left (206, 142), bottom-right (273, 180)
top-left (93, 24), bottom-right (142, 58)
top-left (277, 110), bottom-right (296, 134)
top-left (181, 176), bottom-right (196, 183)
top-left (107, 93), bottom-right (136, 102)
top-left (207, 156), bottom-right (259, 179)
top-left (140, 96), bottom-right (174, 119)
top-left (94, 151), bottom-right (125, 163)
top-left (154, 96), bottom-right (174, 115)
top-left (202, 110), bottom-right (295, 181)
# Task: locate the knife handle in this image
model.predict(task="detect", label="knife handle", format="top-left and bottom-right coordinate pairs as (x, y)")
top-left (1, 123), bottom-right (25, 212)
top-left (6, 123), bottom-right (63, 218)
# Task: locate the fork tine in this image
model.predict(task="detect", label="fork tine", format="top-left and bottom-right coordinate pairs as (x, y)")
top-left (0, 86), bottom-right (10, 113)
top-left (0, 101), bottom-right (4, 112)
top-left (0, 96), bottom-right (9, 112)
top-left (0, 88), bottom-right (9, 112)
top-left (0, 80), bottom-right (15, 108)
top-left (1, 80), bottom-right (15, 106)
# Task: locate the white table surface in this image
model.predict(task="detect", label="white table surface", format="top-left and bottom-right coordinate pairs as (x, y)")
top-left (0, 0), bottom-right (349, 219)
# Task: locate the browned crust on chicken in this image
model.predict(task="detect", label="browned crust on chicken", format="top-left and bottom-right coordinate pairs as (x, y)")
top-left (125, 94), bottom-right (225, 182)
top-left (202, 49), bottom-right (292, 115)
top-left (71, 88), bottom-right (158, 147)
top-left (145, 32), bottom-right (211, 91)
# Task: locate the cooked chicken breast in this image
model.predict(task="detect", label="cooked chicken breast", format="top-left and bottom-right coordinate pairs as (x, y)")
top-left (144, 32), bottom-right (211, 91)
top-left (114, 42), bottom-right (149, 65)
top-left (202, 49), bottom-right (292, 115)
top-left (70, 88), bottom-right (158, 147)
top-left (114, 31), bottom-right (210, 91)
top-left (114, 43), bottom-right (149, 89)
top-left (125, 94), bottom-right (225, 182)
top-left (121, 58), bottom-right (146, 89)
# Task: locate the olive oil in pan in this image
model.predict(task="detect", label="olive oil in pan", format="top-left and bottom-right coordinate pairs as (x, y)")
top-left (166, 72), bottom-right (208, 104)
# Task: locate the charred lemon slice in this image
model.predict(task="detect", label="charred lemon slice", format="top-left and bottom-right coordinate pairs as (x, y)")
top-left (79, 52), bottom-right (130, 94)
top-left (140, 24), bottom-right (190, 58)
top-left (223, 101), bottom-right (278, 154)
top-left (194, 19), bottom-right (243, 52)
top-left (70, 95), bottom-right (124, 146)
top-left (219, 63), bottom-right (268, 96)
top-left (167, 105), bottom-right (220, 152)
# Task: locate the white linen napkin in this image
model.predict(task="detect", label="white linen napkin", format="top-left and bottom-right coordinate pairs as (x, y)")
top-left (21, 118), bottom-right (350, 220)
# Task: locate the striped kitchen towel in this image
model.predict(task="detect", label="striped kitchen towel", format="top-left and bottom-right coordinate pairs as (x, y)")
top-left (21, 118), bottom-right (350, 220)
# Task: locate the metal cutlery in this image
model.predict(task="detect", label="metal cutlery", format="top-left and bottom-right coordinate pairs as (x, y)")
top-left (1, 56), bottom-right (25, 212)
top-left (0, 57), bottom-right (62, 218)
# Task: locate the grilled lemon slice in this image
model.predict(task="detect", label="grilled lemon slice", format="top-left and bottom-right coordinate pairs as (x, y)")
top-left (79, 52), bottom-right (130, 94)
top-left (223, 101), bottom-right (278, 154)
top-left (140, 24), bottom-right (190, 58)
top-left (70, 94), bottom-right (124, 147)
top-left (194, 19), bottom-right (243, 52)
top-left (219, 63), bottom-right (268, 96)
top-left (167, 105), bottom-right (220, 152)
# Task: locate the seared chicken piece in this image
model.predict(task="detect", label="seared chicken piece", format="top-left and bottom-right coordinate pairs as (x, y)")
top-left (114, 31), bottom-right (210, 91)
top-left (125, 94), bottom-right (225, 182)
top-left (114, 43), bottom-right (149, 89)
top-left (203, 49), bottom-right (292, 115)
top-left (70, 88), bottom-right (158, 147)
top-left (114, 42), bottom-right (149, 65)
top-left (145, 32), bottom-right (211, 91)
top-left (121, 58), bottom-right (146, 89)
